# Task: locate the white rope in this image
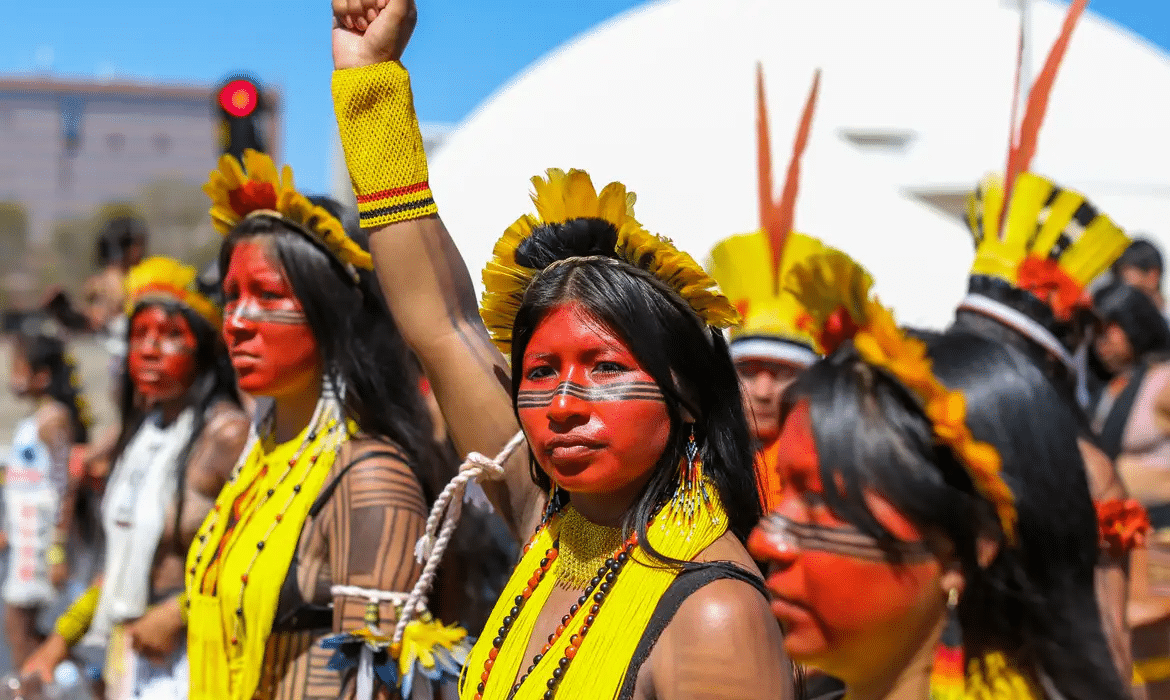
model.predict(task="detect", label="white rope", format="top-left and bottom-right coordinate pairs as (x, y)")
top-left (392, 431), bottom-right (527, 648)
top-left (329, 585), bottom-right (414, 607)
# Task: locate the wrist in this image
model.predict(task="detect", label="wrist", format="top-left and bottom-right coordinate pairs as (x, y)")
top-left (332, 62), bottom-right (436, 229)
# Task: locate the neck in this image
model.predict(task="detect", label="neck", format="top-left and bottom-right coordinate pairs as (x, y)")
top-left (153, 394), bottom-right (191, 425)
top-left (567, 468), bottom-right (659, 529)
top-left (272, 378), bottom-right (324, 444)
top-left (844, 616), bottom-right (942, 700)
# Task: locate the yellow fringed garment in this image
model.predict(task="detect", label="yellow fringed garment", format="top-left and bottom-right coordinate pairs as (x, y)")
top-left (185, 419), bottom-right (344, 700)
top-left (460, 483), bottom-right (729, 700)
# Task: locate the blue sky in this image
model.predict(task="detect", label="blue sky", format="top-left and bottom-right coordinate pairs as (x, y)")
top-left (1, 0), bottom-right (1167, 194)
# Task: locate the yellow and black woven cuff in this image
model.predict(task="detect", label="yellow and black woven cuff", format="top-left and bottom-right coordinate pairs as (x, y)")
top-left (332, 62), bottom-right (437, 229)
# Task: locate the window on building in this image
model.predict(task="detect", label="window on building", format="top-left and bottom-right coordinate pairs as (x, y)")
top-left (60, 96), bottom-right (84, 155)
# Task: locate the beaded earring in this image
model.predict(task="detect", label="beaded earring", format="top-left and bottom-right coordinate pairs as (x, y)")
top-left (929, 587), bottom-right (964, 700)
top-left (663, 425), bottom-right (710, 529)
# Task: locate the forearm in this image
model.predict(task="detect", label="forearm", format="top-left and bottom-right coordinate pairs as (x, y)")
top-left (335, 61), bottom-right (540, 534)
top-left (1096, 559), bottom-right (1132, 680)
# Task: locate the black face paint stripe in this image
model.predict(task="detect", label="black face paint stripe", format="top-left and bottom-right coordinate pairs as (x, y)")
top-left (760, 514), bottom-right (933, 563)
top-left (516, 381), bottom-right (664, 407)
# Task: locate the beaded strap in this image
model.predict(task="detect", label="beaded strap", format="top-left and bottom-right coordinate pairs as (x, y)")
top-left (332, 62), bottom-right (437, 229)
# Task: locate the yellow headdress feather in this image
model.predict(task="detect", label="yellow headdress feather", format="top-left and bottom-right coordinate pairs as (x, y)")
top-left (786, 250), bottom-right (1018, 544)
top-left (203, 149), bottom-right (372, 274)
top-left (480, 168), bottom-right (740, 356)
top-left (124, 256), bottom-right (221, 328)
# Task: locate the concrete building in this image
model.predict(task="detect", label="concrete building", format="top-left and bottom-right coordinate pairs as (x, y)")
top-left (426, 0), bottom-right (1170, 328)
top-left (0, 75), bottom-right (281, 246)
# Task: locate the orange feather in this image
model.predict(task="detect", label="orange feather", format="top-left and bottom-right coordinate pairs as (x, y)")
top-left (1001, 0), bottom-right (1088, 231)
top-left (761, 68), bottom-right (821, 294)
top-left (756, 63), bottom-right (780, 261)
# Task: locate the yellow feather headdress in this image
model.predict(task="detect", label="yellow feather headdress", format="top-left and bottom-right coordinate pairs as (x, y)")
top-left (786, 249), bottom-right (1018, 544)
top-left (480, 168), bottom-right (740, 356)
top-left (964, 0), bottom-right (1128, 322)
top-left (124, 256), bottom-right (221, 328)
top-left (203, 149), bottom-right (372, 277)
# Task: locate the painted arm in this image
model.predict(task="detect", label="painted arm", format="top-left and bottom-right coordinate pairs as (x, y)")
top-left (38, 404), bottom-right (73, 587)
top-left (330, 0), bottom-right (543, 537)
top-left (273, 443), bottom-right (427, 700)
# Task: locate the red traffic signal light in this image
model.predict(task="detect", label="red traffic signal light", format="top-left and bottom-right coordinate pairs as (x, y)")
top-left (218, 79), bottom-right (259, 118)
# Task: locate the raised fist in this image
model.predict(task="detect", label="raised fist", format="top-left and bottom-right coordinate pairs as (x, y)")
top-left (332, 0), bottom-right (417, 70)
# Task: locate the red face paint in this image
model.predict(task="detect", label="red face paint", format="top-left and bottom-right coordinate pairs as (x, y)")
top-left (127, 306), bottom-right (198, 403)
top-left (747, 402), bottom-right (944, 682)
top-left (221, 241), bottom-right (321, 397)
top-left (517, 304), bottom-right (671, 496)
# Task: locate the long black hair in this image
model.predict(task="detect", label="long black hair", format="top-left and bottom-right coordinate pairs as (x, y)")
top-left (14, 322), bottom-right (90, 445)
top-left (217, 210), bottom-right (438, 499)
top-left (784, 332), bottom-right (1126, 700)
top-left (509, 217), bottom-right (760, 552)
top-left (1092, 282), bottom-right (1170, 367)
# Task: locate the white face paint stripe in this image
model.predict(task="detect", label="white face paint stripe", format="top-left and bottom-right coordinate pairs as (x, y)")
top-left (226, 299), bottom-right (307, 325)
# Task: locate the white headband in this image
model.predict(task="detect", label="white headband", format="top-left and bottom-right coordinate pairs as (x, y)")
top-left (958, 293), bottom-right (1075, 371)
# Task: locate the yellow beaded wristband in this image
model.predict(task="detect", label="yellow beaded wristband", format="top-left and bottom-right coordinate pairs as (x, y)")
top-left (55, 585), bottom-right (101, 647)
top-left (332, 62), bottom-right (438, 229)
top-left (46, 543), bottom-right (66, 567)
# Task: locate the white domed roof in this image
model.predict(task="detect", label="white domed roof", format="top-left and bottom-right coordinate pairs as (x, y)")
top-left (428, 0), bottom-right (1170, 326)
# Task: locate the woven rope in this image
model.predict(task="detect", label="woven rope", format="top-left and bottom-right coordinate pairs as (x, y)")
top-left (391, 431), bottom-right (527, 647)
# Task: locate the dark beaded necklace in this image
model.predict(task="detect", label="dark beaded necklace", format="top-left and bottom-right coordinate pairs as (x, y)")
top-left (473, 511), bottom-right (637, 700)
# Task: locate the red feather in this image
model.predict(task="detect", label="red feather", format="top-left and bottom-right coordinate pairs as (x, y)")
top-left (767, 69), bottom-right (821, 294)
top-left (1001, 0), bottom-right (1088, 231)
top-left (756, 63), bottom-right (779, 256)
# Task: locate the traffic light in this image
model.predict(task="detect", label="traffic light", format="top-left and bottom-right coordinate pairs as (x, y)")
top-left (215, 76), bottom-right (267, 159)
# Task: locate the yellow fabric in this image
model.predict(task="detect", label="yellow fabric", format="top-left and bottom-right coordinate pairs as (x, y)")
top-left (185, 418), bottom-right (345, 700)
top-left (480, 168), bottom-right (740, 356)
top-left (967, 172), bottom-right (1129, 287)
top-left (54, 584), bottom-right (101, 647)
top-left (707, 229), bottom-right (826, 350)
top-left (962, 652), bottom-right (1043, 699)
top-left (460, 481), bottom-right (729, 700)
top-left (1134, 656), bottom-right (1170, 686)
top-left (332, 62), bottom-right (437, 229)
top-left (124, 256), bottom-right (222, 328)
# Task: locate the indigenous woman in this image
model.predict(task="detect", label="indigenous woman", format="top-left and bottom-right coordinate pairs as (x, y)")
top-left (23, 257), bottom-right (248, 699)
top-left (330, 2), bottom-right (791, 698)
top-left (1087, 282), bottom-right (1170, 476)
top-left (4, 313), bottom-right (90, 667)
top-left (950, 0), bottom-right (1141, 681)
top-left (184, 155), bottom-right (454, 700)
top-left (749, 249), bottom-right (1130, 700)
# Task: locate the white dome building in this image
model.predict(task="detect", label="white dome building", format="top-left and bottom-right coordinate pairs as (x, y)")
top-left (427, 0), bottom-right (1170, 327)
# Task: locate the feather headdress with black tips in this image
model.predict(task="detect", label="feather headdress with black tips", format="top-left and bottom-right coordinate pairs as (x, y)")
top-left (964, 0), bottom-right (1128, 338)
top-left (479, 169), bottom-right (740, 357)
top-left (707, 66), bottom-right (869, 367)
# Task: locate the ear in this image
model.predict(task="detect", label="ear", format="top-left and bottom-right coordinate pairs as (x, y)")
top-left (938, 566), bottom-right (964, 600)
top-left (975, 533), bottom-right (1001, 569)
